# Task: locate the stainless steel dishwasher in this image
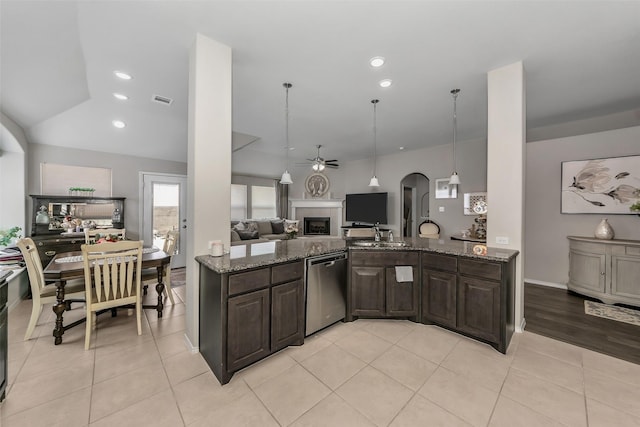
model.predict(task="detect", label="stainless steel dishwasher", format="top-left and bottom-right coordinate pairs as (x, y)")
top-left (305, 252), bottom-right (348, 336)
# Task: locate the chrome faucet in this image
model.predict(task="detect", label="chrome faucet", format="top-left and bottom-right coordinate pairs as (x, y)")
top-left (373, 223), bottom-right (381, 242)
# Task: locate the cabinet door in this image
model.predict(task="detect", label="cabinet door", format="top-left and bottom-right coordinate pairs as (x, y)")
top-left (569, 248), bottom-right (606, 293)
top-left (227, 288), bottom-right (270, 371)
top-left (386, 267), bottom-right (418, 316)
top-left (350, 266), bottom-right (385, 316)
top-left (611, 246), bottom-right (640, 301)
top-left (422, 269), bottom-right (457, 328)
top-left (457, 276), bottom-right (500, 344)
top-left (271, 279), bottom-right (304, 351)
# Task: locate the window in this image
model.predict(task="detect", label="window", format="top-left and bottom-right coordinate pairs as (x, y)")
top-left (231, 175), bottom-right (280, 219)
top-left (251, 186), bottom-right (277, 218)
top-left (231, 184), bottom-right (247, 220)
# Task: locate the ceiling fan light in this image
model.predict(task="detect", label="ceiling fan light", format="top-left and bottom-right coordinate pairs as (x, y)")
top-left (369, 176), bottom-right (380, 187)
top-left (449, 172), bottom-right (461, 185)
top-left (312, 163), bottom-right (325, 172)
top-left (280, 170), bottom-right (293, 185)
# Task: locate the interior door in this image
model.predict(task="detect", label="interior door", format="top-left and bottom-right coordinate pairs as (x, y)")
top-left (141, 173), bottom-right (187, 267)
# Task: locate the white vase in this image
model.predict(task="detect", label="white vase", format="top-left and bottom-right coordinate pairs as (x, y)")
top-left (594, 218), bottom-right (614, 240)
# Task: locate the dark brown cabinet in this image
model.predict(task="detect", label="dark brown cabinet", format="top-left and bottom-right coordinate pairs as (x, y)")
top-left (199, 259), bottom-right (304, 384)
top-left (422, 253), bottom-right (515, 353)
top-left (348, 250), bottom-right (419, 320)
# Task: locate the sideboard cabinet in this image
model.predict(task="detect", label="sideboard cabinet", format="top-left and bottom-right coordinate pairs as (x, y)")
top-left (568, 236), bottom-right (640, 306)
top-left (29, 195), bottom-right (125, 265)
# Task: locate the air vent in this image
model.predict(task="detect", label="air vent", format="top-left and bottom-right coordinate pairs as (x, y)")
top-left (152, 94), bottom-right (173, 106)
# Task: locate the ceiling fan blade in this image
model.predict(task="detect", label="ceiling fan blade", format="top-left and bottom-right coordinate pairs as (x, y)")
top-left (324, 159), bottom-right (338, 163)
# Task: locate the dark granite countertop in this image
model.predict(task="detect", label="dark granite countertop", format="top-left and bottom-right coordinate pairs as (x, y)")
top-left (196, 236), bottom-right (519, 274)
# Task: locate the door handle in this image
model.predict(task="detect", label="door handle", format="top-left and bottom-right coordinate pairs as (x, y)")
top-left (324, 261), bottom-right (336, 267)
top-left (182, 225), bottom-right (187, 229)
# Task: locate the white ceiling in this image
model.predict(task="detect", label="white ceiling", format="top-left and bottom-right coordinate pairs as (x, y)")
top-left (2, 1), bottom-right (639, 164)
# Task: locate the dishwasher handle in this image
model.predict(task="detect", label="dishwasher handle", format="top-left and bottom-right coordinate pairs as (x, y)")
top-left (307, 253), bottom-right (347, 267)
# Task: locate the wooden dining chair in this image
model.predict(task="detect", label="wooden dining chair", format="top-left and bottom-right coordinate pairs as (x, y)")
top-left (17, 237), bottom-right (86, 341)
top-left (141, 230), bottom-right (178, 304)
top-left (84, 228), bottom-right (126, 243)
top-left (81, 240), bottom-right (143, 350)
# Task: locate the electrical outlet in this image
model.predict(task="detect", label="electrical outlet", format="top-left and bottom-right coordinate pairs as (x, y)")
top-left (439, 206), bottom-right (445, 212)
top-left (496, 236), bottom-right (509, 244)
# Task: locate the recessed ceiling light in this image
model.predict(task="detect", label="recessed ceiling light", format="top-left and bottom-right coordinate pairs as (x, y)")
top-left (370, 56), bottom-right (385, 67)
top-left (112, 120), bottom-right (126, 128)
top-left (379, 79), bottom-right (393, 88)
top-left (399, 146), bottom-right (405, 150)
top-left (114, 71), bottom-right (132, 80)
top-left (113, 93), bottom-right (128, 100)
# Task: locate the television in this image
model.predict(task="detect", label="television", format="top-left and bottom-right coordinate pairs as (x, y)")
top-left (345, 192), bottom-right (388, 225)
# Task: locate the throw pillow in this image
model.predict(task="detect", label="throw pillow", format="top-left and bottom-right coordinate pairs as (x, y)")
top-left (237, 229), bottom-right (259, 240)
top-left (233, 221), bottom-right (246, 231)
top-left (256, 220), bottom-right (273, 236)
top-left (230, 229), bottom-right (242, 242)
top-left (271, 219), bottom-right (285, 234)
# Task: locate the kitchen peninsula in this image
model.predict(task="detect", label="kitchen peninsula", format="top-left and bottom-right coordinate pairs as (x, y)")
top-left (197, 238), bottom-right (518, 385)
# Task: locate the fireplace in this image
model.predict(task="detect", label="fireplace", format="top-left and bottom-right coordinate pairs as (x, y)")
top-left (304, 217), bottom-right (331, 236)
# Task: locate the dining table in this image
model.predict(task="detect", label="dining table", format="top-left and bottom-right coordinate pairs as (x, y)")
top-left (43, 246), bottom-right (171, 345)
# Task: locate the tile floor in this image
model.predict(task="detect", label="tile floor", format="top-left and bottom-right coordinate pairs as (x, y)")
top-left (2, 287), bottom-right (640, 427)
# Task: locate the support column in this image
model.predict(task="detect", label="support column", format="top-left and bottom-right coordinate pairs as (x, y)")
top-left (185, 34), bottom-right (232, 350)
top-left (487, 61), bottom-right (526, 333)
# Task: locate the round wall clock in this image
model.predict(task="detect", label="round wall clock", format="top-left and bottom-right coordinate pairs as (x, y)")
top-left (305, 173), bottom-right (330, 198)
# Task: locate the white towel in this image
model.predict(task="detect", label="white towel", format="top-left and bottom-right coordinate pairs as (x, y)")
top-left (395, 266), bottom-right (414, 283)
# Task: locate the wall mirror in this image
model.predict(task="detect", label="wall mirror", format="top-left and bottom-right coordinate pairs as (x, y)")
top-left (400, 173), bottom-right (430, 238)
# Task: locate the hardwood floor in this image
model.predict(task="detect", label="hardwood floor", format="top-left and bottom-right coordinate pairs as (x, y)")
top-left (525, 283), bottom-right (640, 365)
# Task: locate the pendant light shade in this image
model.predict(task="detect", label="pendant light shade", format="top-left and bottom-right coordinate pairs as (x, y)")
top-left (369, 99), bottom-right (380, 187)
top-left (450, 88), bottom-right (461, 186)
top-left (280, 82), bottom-right (293, 185)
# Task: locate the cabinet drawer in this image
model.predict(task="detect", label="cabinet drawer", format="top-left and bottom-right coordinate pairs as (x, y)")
top-left (459, 258), bottom-right (501, 281)
top-left (271, 261), bottom-right (303, 284)
top-left (626, 246), bottom-right (640, 257)
top-left (228, 268), bottom-right (270, 296)
top-left (422, 253), bottom-right (458, 272)
top-left (350, 250), bottom-right (418, 267)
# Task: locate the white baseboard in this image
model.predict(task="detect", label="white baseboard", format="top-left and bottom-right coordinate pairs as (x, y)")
top-left (516, 317), bottom-right (526, 333)
top-left (183, 333), bottom-right (199, 354)
top-left (525, 278), bottom-right (567, 290)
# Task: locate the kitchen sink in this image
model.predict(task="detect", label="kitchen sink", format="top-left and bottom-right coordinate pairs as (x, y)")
top-left (351, 240), bottom-right (409, 248)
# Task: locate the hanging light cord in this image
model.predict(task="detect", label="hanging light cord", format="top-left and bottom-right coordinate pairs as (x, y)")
top-left (284, 83), bottom-right (292, 169)
top-left (372, 99), bottom-right (379, 177)
top-left (451, 89), bottom-right (460, 173)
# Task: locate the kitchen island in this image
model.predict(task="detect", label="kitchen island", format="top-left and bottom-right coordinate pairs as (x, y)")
top-left (197, 237), bottom-right (518, 384)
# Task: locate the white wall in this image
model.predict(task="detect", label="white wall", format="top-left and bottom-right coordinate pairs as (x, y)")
top-left (525, 125), bottom-right (640, 286)
top-left (0, 113), bottom-right (28, 235)
top-left (27, 143), bottom-right (187, 239)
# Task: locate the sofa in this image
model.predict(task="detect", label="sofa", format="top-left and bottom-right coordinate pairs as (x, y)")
top-left (230, 219), bottom-right (290, 246)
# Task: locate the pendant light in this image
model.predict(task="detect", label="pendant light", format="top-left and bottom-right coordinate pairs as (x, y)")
top-left (280, 82), bottom-right (293, 185)
top-left (449, 88), bottom-right (461, 185)
top-left (369, 99), bottom-right (380, 187)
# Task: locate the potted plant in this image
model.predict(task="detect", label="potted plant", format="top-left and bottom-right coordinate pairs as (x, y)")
top-left (630, 201), bottom-right (640, 215)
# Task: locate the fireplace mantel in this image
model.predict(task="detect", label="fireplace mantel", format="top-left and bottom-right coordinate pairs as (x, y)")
top-left (289, 199), bottom-right (344, 237)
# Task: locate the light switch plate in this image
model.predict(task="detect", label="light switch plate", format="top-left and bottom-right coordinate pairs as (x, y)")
top-left (496, 236), bottom-right (509, 244)
top-left (439, 206), bottom-right (445, 212)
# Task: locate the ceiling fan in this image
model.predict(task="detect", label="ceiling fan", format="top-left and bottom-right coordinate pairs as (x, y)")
top-left (298, 145), bottom-right (339, 171)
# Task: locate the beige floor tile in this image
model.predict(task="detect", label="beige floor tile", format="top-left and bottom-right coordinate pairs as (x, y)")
top-left (189, 390), bottom-right (279, 427)
top-left (155, 330), bottom-right (189, 359)
top-left (371, 345), bottom-right (438, 391)
top-left (284, 333), bottom-right (332, 362)
top-left (336, 366), bottom-right (414, 427)
top-left (2, 386), bottom-right (91, 427)
top-left (582, 349), bottom-right (640, 386)
top-left (359, 319), bottom-right (415, 343)
top-left (2, 354), bottom-right (94, 417)
top-left (89, 389), bottom-right (184, 427)
top-left (236, 351), bottom-right (297, 389)
top-left (511, 345), bottom-right (584, 394)
top-left (173, 371), bottom-right (251, 425)
top-left (586, 398), bottom-right (640, 427)
top-left (253, 364), bottom-right (331, 426)
top-left (488, 395), bottom-right (566, 427)
top-left (93, 339), bottom-right (161, 384)
top-left (441, 340), bottom-right (512, 392)
top-left (501, 367), bottom-right (586, 427)
top-left (89, 360), bottom-right (170, 422)
top-left (518, 331), bottom-right (583, 367)
top-left (418, 367), bottom-right (498, 427)
top-left (396, 325), bottom-right (460, 364)
top-left (334, 329), bottom-right (393, 363)
top-left (315, 320), bottom-right (363, 342)
top-left (584, 368), bottom-right (640, 418)
top-left (291, 393), bottom-right (376, 427)
top-left (300, 344), bottom-right (366, 389)
top-left (390, 394), bottom-right (471, 427)
top-left (162, 350), bottom-right (210, 386)
top-left (148, 314), bottom-right (186, 338)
